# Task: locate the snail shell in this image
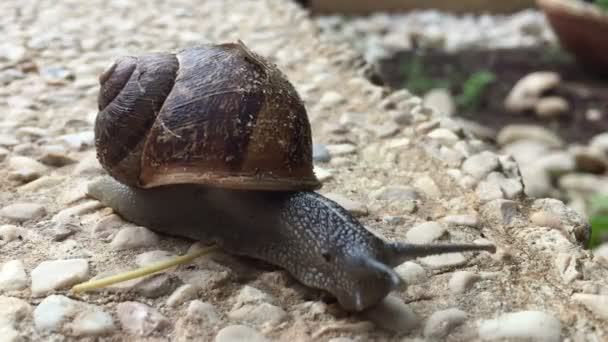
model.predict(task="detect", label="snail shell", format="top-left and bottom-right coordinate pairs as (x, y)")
top-left (95, 41), bottom-right (320, 191)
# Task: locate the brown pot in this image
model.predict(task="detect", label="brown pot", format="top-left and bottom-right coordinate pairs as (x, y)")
top-left (537, 0), bottom-right (608, 74)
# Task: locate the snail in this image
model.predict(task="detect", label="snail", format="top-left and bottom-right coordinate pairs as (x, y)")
top-left (88, 41), bottom-right (496, 312)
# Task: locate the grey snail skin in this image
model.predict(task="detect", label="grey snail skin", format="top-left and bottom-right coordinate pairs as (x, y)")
top-left (89, 41), bottom-right (496, 312)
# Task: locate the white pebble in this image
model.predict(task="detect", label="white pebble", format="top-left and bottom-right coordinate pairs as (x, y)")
top-left (420, 253), bottom-right (467, 269)
top-left (215, 325), bottom-right (269, 342)
top-left (234, 285), bottom-right (276, 307)
top-left (167, 284), bottom-right (200, 307)
top-left (394, 261), bottom-right (427, 285)
top-left (449, 271), bottom-right (481, 294)
top-left (0, 225), bottom-right (26, 243)
top-left (116, 301), bottom-right (170, 336)
top-left (441, 214), bottom-right (479, 227)
top-left (364, 295), bottom-right (419, 333)
top-left (477, 311), bottom-right (561, 342)
top-left (406, 221), bottom-right (446, 244)
top-left (323, 193), bottom-right (368, 217)
top-left (462, 151), bottom-right (499, 180)
top-left (428, 128), bottom-right (459, 146)
top-left (186, 300), bottom-right (220, 324)
top-left (228, 303), bottom-right (288, 327)
top-left (8, 156), bottom-right (48, 182)
top-left (136, 250), bottom-right (178, 267)
top-left (0, 260), bottom-right (28, 291)
top-left (0, 202), bottom-right (46, 222)
top-left (34, 295), bottom-right (114, 336)
top-left (424, 308), bottom-right (467, 339)
top-left (110, 226), bottom-right (159, 250)
top-left (31, 259), bottom-right (89, 295)
top-left (0, 296), bottom-right (32, 341)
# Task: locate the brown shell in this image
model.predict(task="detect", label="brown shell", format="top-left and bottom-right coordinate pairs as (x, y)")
top-left (95, 41), bottom-right (321, 191)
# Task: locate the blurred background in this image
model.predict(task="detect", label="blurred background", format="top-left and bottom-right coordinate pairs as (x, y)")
top-left (295, 0), bottom-right (608, 251)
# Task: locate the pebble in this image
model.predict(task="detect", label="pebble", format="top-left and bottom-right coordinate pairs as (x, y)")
top-left (8, 156), bottom-right (49, 182)
top-left (0, 225), bottom-right (26, 243)
top-left (312, 144), bottom-right (331, 162)
top-left (571, 294), bottom-right (608, 320)
top-left (34, 295), bottom-right (114, 336)
top-left (215, 325), bottom-right (269, 342)
top-left (531, 198), bottom-right (591, 244)
top-left (503, 139), bottom-right (549, 165)
top-left (419, 252), bottom-right (467, 269)
top-left (497, 125), bottom-right (563, 148)
top-left (17, 175), bottom-right (65, 193)
top-left (110, 226), bottom-right (159, 250)
top-left (477, 311), bottom-right (561, 342)
top-left (319, 91), bottom-right (345, 107)
top-left (595, 243), bottom-right (608, 258)
top-left (423, 308), bottom-right (467, 339)
top-left (486, 172), bottom-right (523, 199)
top-left (324, 193), bottom-right (368, 216)
top-left (0, 202), bottom-right (46, 222)
top-left (325, 143), bottom-right (357, 156)
top-left (476, 180), bottom-right (504, 203)
top-left (363, 295), bottom-right (419, 333)
top-left (462, 151), bottom-right (500, 179)
top-left (413, 176), bottom-right (441, 199)
top-left (427, 128), bottom-right (459, 146)
top-left (535, 96), bottom-right (569, 118)
top-left (314, 165), bottom-right (333, 182)
top-left (589, 132), bottom-right (608, 154)
top-left (39, 145), bottom-right (76, 166)
top-left (116, 301), bottom-right (170, 336)
top-left (520, 165), bottom-right (552, 197)
top-left (228, 303), bottom-right (288, 327)
top-left (370, 185), bottom-right (418, 201)
top-left (555, 253), bottom-right (581, 284)
top-left (559, 173), bottom-right (608, 194)
top-left (186, 300), bottom-right (220, 324)
top-left (571, 145), bottom-right (607, 174)
top-left (234, 285), bottom-right (277, 307)
top-left (441, 214), bottom-right (479, 227)
top-left (535, 152), bottom-right (576, 175)
top-left (406, 221), bottom-right (446, 244)
top-left (167, 284), bottom-right (200, 307)
top-left (31, 258), bottom-right (89, 296)
top-left (449, 271), bottom-right (481, 294)
top-left (0, 260), bottom-right (28, 291)
top-left (136, 250), bottom-right (178, 267)
top-left (58, 131), bottom-right (95, 150)
top-left (394, 261), bottom-right (427, 285)
top-left (135, 273), bottom-right (182, 298)
top-left (504, 72), bottom-right (561, 112)
top-left (423, 88), bottom-right (455, 116)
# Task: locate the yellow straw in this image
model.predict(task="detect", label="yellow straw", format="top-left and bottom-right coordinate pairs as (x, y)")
top-left (71, 245), bottom-right (219, 293)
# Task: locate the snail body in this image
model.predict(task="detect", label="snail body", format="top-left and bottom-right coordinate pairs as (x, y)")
top-left (90, 42), bottom-right (495, 311)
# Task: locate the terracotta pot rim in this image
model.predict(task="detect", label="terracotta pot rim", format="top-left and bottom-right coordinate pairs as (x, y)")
top-left (537, 0), bottom-right (608, 23)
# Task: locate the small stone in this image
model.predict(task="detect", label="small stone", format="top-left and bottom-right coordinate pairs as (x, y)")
top-left (186, 300), bottom-right (220, 324)
top-left (423, 88), bottom-right (455, 116)
top-left (228, 303), bottom-right (288, 327)
top-left (406, 221), bottom-right (446, 244)
top-left (135, 273), bottom-right (181, 298)
top-left (427, 128), bottom-right (459, 146)
top-left (313, 144), bottom-right (331, 163)
top-left (31, 259), bottom-right (89, 296)
top-left (314, 165), bottom-right (333, 182)
top-left (481, 199), bottom-right (519, 226)
top-left (413, 176), bottom-right (441, 199)
top-left (590, 132), bottom-right (608, 154)
top-left (0, 202), bottom-right (46, 222)
top-left (559, 173), bottom-right (608, 194)
top-left (371, 122), bottom-right (400, 138)
top-left (497, 125), bottom-right (563, 148)
top-left (135, 250), bottom-right (178, 267)
top-left (167, 284), bottom-right (199, 307)
top-left (51, 200), bottom-right (103, 224)
top-left (0, 225), bottom-right (26, 243)
top-left (17, 175), bottom-right (65, 193)
top-left (476, 180), bottom-right (504, 203)
top-left (477, 311), bottom-right (561, 342)
top-left (110, 226), bottom-right (159, 250)
top-left (370, 185), bottom-right (418, 201)
top-left (0, 296), bottom-right (32, 342)
top-left (0, 260), bottom-right (28, 291)
top-left (116, 302), bottom-right (170, 336)
top-left (364, 295), bottom-right (419, 333)
top-left (520, 165), bottom-right (552, 198)
top-left (394, 261), bottom-right (427, 285)
top-left (0, 134), bottom-right (19, 147)
top-left (441, 214), bottom-right (479, 228)
top-left (419, 253), bottom-right (467, 269)
top-left (486, 172), bottom-right (523, 199)
top-left (535, 152), bottom-right (576, 175)
top-left (34, 295), bottom-right (114, 336)
top-left (234, 285), bottom-right (276, 307)
top-left (39, 145), bottom-right (76, 166)
top-left (319, 91), bottom-right (345, 107)
top-left (325, 143), bottom-right (357, 156)
top-left (449, 271), bottom-right (481, 294)
top-left (8, 156), bottom-right (49, 182)
top-left (595, 243), bottom-right (608, 258)
top-left (323, 193), bottom-right (368, 217)
top-left (462, 151), bottom-right (499, 179)
top-left (505, 72), bottom-right (561, 112)
top-left (571, 294), bottom-right (608, 320)
top-left (215, 325), bottom-right (269, 342)
top-left (423, 308), bottom-right (467, 339)
top-left (535, 96), bottom-right (569, 118)
top-left (58, 131), bottom-right (95, 150)
top-left (503, 139), bottom-right (549, 165)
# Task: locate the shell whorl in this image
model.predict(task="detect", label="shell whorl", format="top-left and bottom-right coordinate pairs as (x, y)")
top-left (95, 42), bottom-right (320, 191)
